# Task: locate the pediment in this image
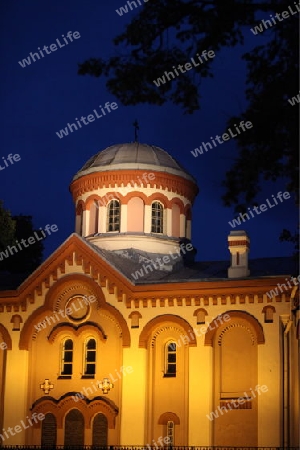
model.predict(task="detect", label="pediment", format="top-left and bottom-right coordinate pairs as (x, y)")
top-left (0, 234), bottom-right (133, 312)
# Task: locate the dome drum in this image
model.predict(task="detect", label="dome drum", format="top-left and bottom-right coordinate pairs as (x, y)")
top-left (70, 143), bottom-right (198, 254)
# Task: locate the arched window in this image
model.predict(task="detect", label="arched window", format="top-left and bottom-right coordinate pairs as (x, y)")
top-left (83, 338), bottom-right (96, 376)
top-left (92, 413), bottom-right (108, 446)
top-left (60, 339), bottom-right (73, 377)
top-left (167, 420), bottom-right (175, 446)
top-left (11, 314), bottom-right (23, 331)
top-left (151, 201), bottom-right (163, 233)
top-left (107, 200), bottom-right (120, 232)
top-left (64, 409), bottom-right (84, 446)
top-left (194, 308), bottom-right (208, 325)
top-left (164, 342), bottom-right (176, 377)
top-left (262, 305), bottom-right (275, 323)
top-left (128, 311), bottom-right (142, 329)
top-left (41, 413), bottom-right (57, 448)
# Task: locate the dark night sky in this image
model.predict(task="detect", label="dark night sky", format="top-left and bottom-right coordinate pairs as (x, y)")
top-left (0, 1), bottom-right (297, 263)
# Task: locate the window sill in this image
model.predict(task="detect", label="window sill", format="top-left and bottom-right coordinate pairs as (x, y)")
top-left (58, 375), bottom-right (72, 379)
top-left (163, 373), bottom-right (176, 378)
top-left (81, 375), bottom-right (95, 379)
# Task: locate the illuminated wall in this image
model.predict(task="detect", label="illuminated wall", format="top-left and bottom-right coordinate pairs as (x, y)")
top-left (0, 240), bottom-right (298, 447)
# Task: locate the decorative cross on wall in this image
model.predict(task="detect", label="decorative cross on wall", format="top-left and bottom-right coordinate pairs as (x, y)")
top-left (98, 378), bottom-right (114, 394)
top-left (40, 378), bottom-right (54, 394)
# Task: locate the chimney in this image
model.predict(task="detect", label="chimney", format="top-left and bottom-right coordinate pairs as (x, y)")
top-left (228, 230), bottom-right (250, 278)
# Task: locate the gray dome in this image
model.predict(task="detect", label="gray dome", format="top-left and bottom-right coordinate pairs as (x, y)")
top-left (73, 142), bottom-right (196, 182)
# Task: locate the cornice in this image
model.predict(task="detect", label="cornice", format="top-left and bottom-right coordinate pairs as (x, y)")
top-left (69, 170), bottom-right (199, 203)
top-left (0, 234), bottom-right (296, 312)
top-left (31, 394), bottom-right (118, 429)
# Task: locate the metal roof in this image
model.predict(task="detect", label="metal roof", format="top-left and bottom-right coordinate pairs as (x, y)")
top-left (73, 142), bottom-right (197, 183)
top-left (85, 241), bottom-right (298, 285)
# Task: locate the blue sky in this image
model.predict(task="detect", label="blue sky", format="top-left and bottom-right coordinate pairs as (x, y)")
top-left (0, 0), bottom-right (297, 262)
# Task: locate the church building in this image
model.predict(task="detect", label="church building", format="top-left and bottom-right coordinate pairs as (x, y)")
top-left (0, 142), bottom-right (299, 448)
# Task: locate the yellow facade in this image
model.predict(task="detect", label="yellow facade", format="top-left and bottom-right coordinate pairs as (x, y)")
top-left (0, 236), bottom-right (299, 447)
top-left (0, 142), bottom-right (299, 447)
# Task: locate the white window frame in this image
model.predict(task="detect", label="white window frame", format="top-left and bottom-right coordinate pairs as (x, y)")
top-left (83, 337), bottom-right (97, 377)
top-left (107, 199), bottom-right (120, 232)
top-left (167, 420), bottom-right (175, 446)
top-left (164, 341), bottom-right (176, 377)
top-left (151, 201), bottom-right (164, 234)
top-left (60, 338), bottom-right (73, 377)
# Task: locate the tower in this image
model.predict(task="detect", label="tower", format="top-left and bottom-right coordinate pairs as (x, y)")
top-left (70, 142), bottom-right (199, 254)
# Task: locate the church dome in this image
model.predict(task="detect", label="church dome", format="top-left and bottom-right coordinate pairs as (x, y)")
top-left (70, 141), bottom-right (199, 255)
top-left (73, 142), bottom-right (196, 183)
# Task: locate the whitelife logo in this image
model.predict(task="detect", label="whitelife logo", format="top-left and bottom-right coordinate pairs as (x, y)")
top-left (168, 314), bottom-right (231, 350)
top-left (131, 243), bottom-right (194, 281)
top-left (93, 172), bottom-right (156, 209)
top-left (153, 50), bottom-right (215, 87)
top-left (34, 295), bottom-right (96, 332)
top-left (18, 31), bottom-right (81, 68)
top-left (266, 275), bottom-right (300, 299)
top-left (0, 153), bottom-right (21, 172)
top-left (55, 101), bottom-right (118, 139)
top-left (0, 224), bottom-right (58, 261)
top-left (116, 0), bottom-right (149, 16)
top-left (288, 91), bottom-right (300, 106)
top-left (206, 384), bottom-right (268, 421)
top-left (0, 342), bottom-right (7, 351)
top-left (191, 120), bottom-right (253, 157)
top-left (145, 435), bottom-right (172, 449)
top-left (72, 365), bottom-right (133, 401)
top-left (0, 413), bottom-right (45, 442)
top-left (228, 191), bottom-right (291, 228)
top-left (250, 2), bottom-right (300, 35)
